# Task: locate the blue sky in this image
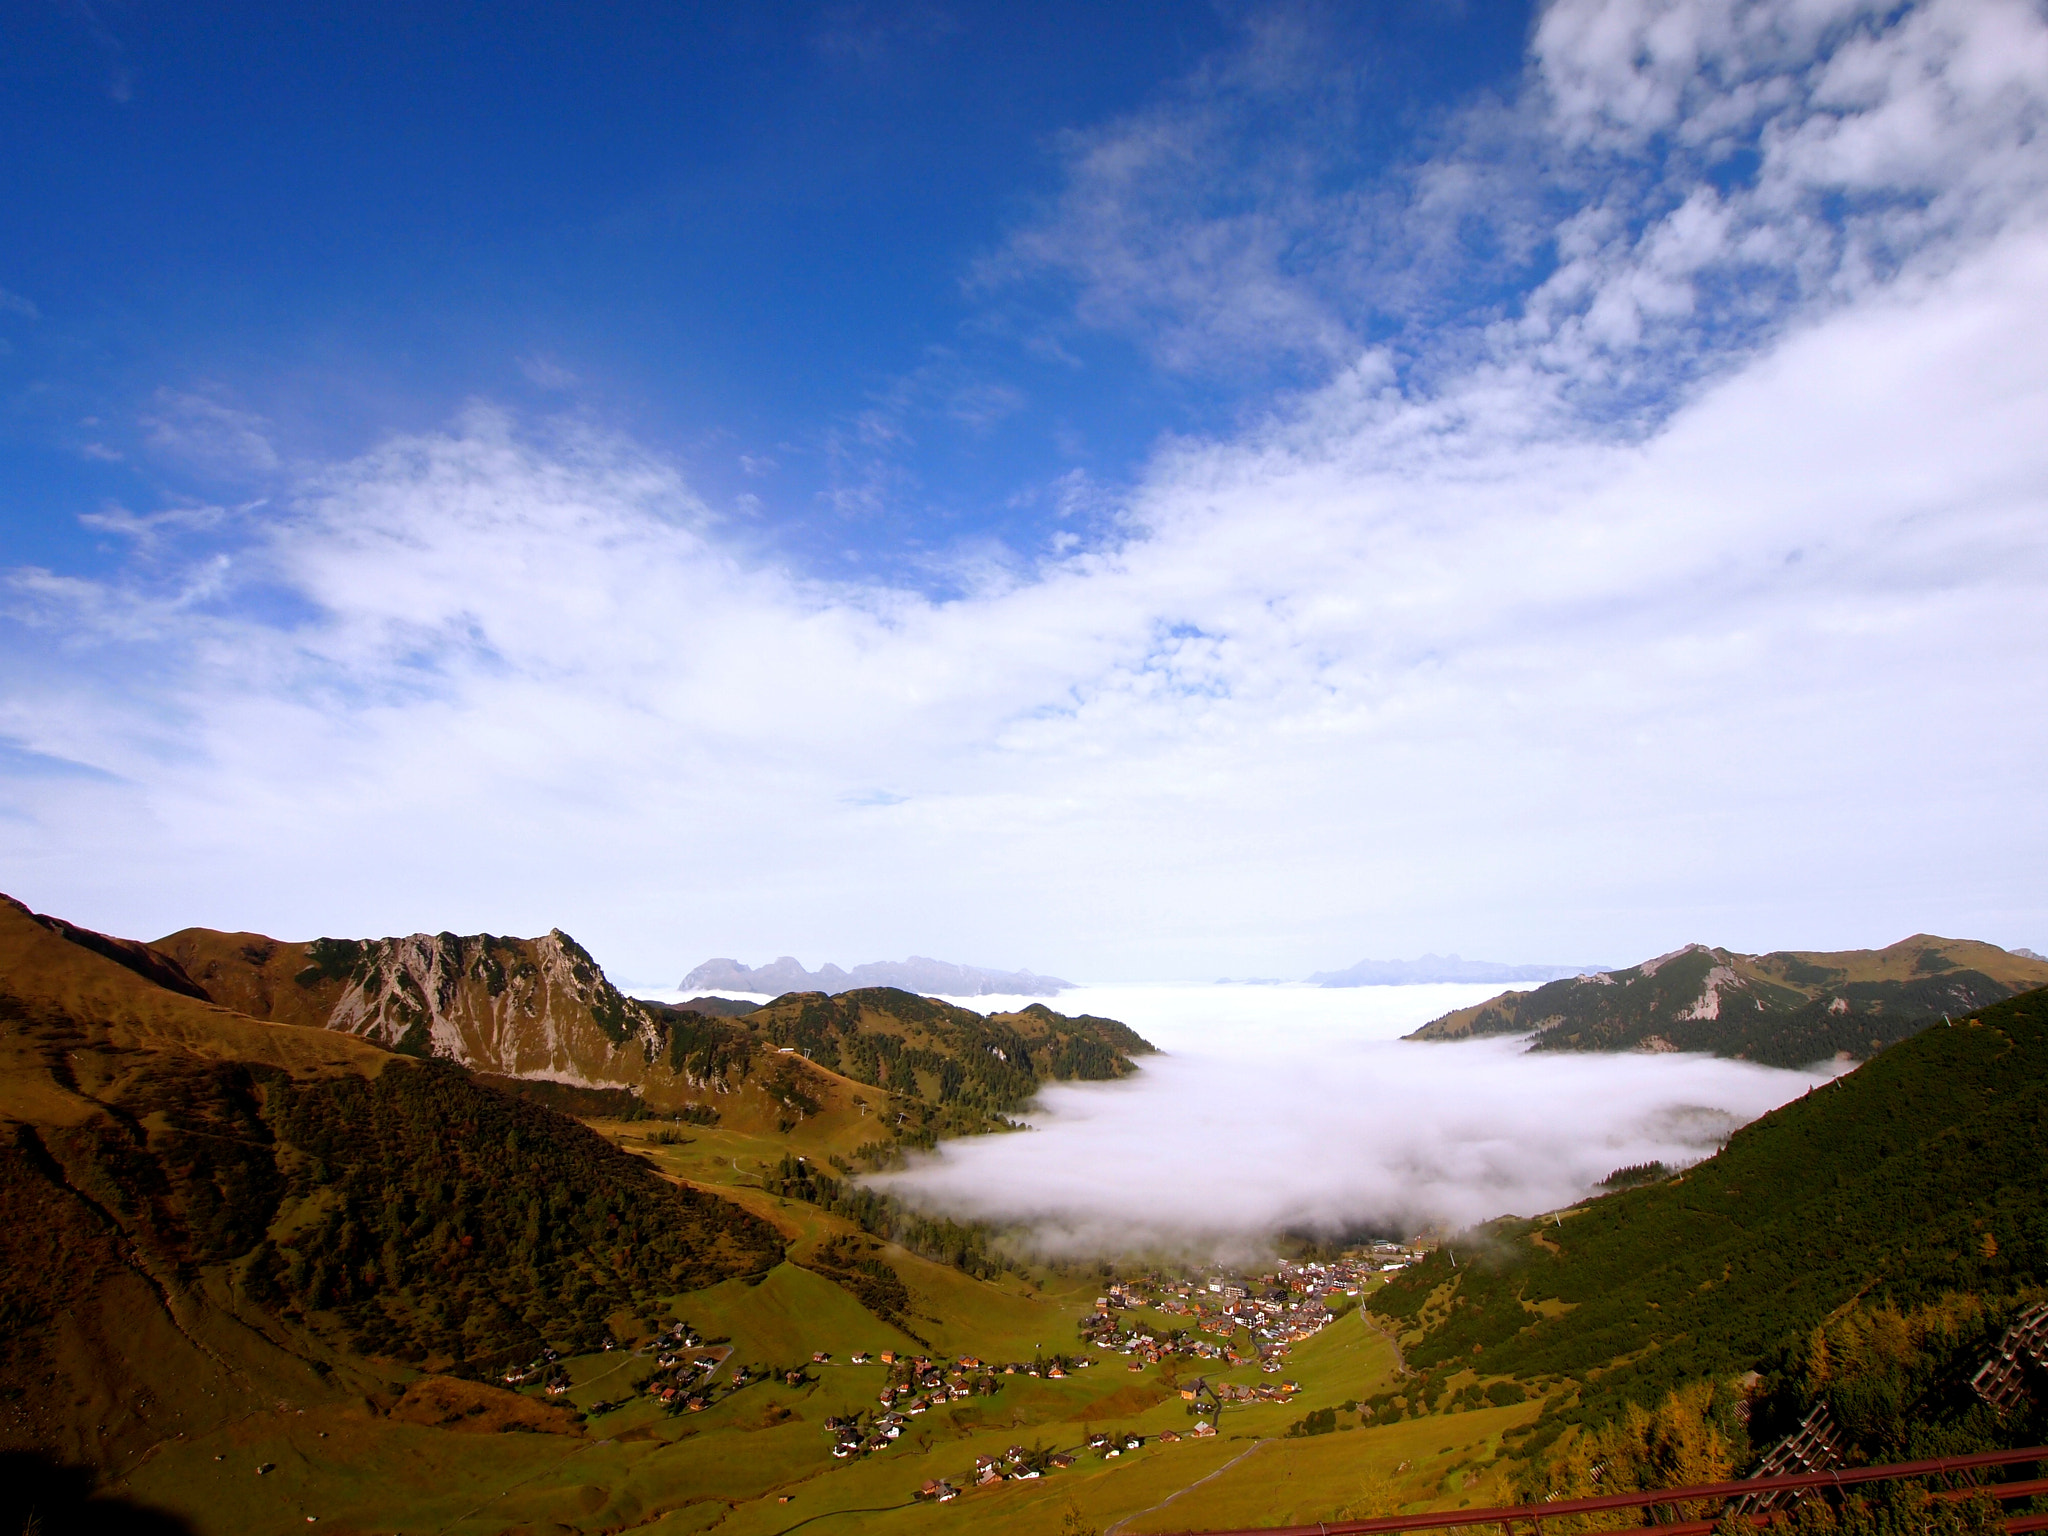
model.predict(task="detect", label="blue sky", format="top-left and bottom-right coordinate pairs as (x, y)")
top-left (3, 2), bottom-right (1526, 585)
top-left (4, 0), bottom-right (2046, 984)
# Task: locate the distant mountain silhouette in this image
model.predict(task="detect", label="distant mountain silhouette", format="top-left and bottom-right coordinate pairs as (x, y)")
top-left (680, 955), bottom-right (1071, 998)
top-left (1308, 954), bottom-right (1605, 986)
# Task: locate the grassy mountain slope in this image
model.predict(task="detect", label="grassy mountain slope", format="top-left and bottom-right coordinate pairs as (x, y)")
top-left (1407, 935), bottom-right (2048, 1065)
top-left (0, 896), bottom-right (783, 1474)
top-left (1370, 983), bottom-right (2048, 1450)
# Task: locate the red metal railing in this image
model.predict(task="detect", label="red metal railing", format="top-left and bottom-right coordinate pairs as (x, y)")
top-left (1166, 1445), bottom-right (2048, 1536)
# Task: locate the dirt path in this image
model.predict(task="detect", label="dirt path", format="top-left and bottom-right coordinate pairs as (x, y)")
top-left (1359, 1309), bottom-right (1410, 1378)
top-left (1103, 1437), bottom-right (1274, 1536)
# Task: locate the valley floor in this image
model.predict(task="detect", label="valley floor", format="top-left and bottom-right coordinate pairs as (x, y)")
top-left (114, 1121), bottom-right (1538, 1536)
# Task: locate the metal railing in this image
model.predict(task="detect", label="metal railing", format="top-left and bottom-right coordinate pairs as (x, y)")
top-left (1165, 1445), bottom-right (2048, 1536)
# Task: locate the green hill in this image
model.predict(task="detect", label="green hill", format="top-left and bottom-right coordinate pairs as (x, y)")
top-left (1370, 983), bottom-right (2048, 1463)
top-left (1406, 935), bottom-right (2048, 1065)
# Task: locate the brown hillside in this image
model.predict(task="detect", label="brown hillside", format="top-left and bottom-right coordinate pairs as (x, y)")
top-left (153, 926), bottom-right (340, 1029)
top-left (2, 896), bottom-right (395, 1100)
top-left (0, 895), bottom-right (782, 1474)
top-left (385, 1374), bottom-right (583, 1436)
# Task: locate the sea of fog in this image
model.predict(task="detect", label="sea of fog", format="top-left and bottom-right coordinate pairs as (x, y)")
top-left (653, 981), bottom-right (1844, 1258)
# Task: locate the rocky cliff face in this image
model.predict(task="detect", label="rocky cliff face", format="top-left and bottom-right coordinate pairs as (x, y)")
top-left (160, 926), bottom-right (678, 1089)
top-left (321, 929), bottom-right (669, 1084)
top-left (1406, 935), bottom-right (2048, 1066)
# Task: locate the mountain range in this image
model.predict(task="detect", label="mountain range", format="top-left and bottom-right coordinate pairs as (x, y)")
top-left (6, 887), bottom-right (2048, 1532)
top-left (680, 955), bottom-right (1073, 997)
top-left (151, 925), bottom-right (1131, 1114)
top-left (1307, 954), bottom-right (1606, 986)
top-left (1405, 934), bottom-right (2048, 1066)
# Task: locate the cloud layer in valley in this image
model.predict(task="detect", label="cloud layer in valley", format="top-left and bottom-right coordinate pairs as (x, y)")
top-left (2, 0), bottom-right (2045, 980)
top-left (877, 985), bottom-right (1842, 1257)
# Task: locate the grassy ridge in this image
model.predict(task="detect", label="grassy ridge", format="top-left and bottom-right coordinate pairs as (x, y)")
top-left (1409, 937), bottom-right (2048, 1065)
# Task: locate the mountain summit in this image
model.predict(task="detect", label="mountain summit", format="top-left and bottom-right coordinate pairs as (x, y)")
top-left (681, 955), bottom-right (1071, 997)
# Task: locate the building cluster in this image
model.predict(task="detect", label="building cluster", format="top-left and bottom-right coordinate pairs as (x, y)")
top-left (521, 1244), bottom-right (1427, 1497)
top-left (918, 1431), bottom-right (1190, 1500)
top-left (970, 1444), bottom-right (1054, 1485)
top-left (825, 1351), bottom-right (1096, 1462)
top-left (634, 1321), bottom-right (729, 1413)
top-left (499, 1344), bottom-right (563, 1388)
top-left (875, 1354), bottom-right (1003, 1414)
top-left (1076, 1249), bottom-right (1417, 1372)
top-left (1207, 1379), bottom-right (1300, 1404)
top-left (917, 1417), bottom-right (1234, 1502)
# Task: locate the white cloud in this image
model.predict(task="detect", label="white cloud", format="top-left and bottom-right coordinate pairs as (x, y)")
top-left (140, 389), bottom-right (281, 476)
top-left (880, 984), bottom-right (1839, 1256)
top-left (2, 0), bottom-right (2045, 983)
top-left (989, 0), bottom-right (2048, 414)
top-left (518, 355), bottom-right (581, 390)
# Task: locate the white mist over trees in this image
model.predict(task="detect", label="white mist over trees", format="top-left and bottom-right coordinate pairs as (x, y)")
top-left (878, 984), bottom-right (1837, 1257)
